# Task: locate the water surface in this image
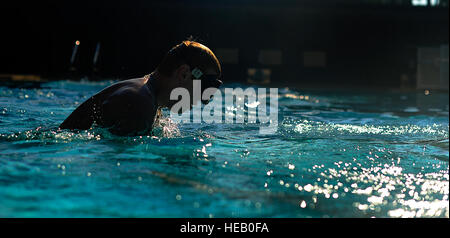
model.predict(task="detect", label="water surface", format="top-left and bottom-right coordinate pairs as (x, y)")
top-left (0, 80), bottom-right (448, 217)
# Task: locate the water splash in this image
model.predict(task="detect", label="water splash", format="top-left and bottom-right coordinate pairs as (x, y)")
top-left (0, 81), bottom-right (448, 217)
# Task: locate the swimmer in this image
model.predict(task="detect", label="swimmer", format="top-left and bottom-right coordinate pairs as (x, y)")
top-left (59, 40), bottom-right (222, 136)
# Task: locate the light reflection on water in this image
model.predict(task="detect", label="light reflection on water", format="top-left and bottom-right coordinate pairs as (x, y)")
top-left (0, 80), bottom-right (448, 217)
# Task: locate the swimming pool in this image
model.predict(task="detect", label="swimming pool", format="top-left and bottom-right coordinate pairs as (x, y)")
top-left (0, 80), bottom-right (448, 217)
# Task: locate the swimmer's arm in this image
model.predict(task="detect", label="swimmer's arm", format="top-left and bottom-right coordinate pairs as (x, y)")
top-left (59, 97), bottom-right (95, 130)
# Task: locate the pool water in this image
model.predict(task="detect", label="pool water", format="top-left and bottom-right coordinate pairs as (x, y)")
top-left (0, 80), bottom-right (448, 218)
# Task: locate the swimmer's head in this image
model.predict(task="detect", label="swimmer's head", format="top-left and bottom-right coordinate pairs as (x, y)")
top-left (156, 40), bottom-right (222, 108)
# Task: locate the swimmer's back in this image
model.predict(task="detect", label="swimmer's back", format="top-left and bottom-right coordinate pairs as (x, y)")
top-left (59, 77), bottom-right (157, 135)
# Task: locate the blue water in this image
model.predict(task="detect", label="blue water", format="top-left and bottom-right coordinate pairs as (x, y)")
top-left (0, 80), bottom-right (448, 218)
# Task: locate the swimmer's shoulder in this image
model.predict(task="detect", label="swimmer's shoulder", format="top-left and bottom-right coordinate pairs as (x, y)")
top-left (100, 81), bottom-right (156, 134)
top-left (93, 77), bottom-right (145, 99)
top-left (103, 83), bottom-right (155, 116)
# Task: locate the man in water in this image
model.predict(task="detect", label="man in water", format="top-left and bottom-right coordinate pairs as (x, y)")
top-left (59, 40), bottom-right (222, 136)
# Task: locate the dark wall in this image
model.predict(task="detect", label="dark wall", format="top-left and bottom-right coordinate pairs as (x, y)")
top-left (1, 0), bottom-right (448, 88)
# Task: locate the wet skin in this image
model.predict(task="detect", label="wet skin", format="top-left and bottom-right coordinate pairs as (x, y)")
top-left (59, 77), bottom-right (157, 136)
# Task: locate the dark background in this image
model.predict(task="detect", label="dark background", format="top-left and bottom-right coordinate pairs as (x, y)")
top-left (1, 0), bottom-right (448, 88)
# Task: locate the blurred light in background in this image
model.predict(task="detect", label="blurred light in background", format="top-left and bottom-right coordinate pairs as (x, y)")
top-left (412, 0), bottom-right (441, 6)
